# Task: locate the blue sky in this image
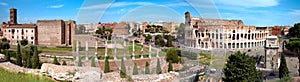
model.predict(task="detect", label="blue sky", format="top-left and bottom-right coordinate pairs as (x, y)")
top-left (0, 0), bottom-right (299, 26)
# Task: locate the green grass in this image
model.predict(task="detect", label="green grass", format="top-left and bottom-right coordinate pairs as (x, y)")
top-left (0, 67), bottom-right (54, 82)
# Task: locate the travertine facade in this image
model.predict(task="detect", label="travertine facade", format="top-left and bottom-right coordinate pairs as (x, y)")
top-left (37, 20), bottom-right (75, 46)
top-left (184, 12), bottom-right (269, 50)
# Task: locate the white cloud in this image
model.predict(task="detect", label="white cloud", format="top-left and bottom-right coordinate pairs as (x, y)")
top-left (47, 4), bottom-right (64, 8)
top-left (80, 2), bottom-right (154, 10)
top-left (215, 0), bottom-right (279, 8)
top-left (0, 2), bottom-right (8, 6)
top-left (165, 2), bottom-right (189, 7)
top-left (289, 10), bottom-right (300, 16)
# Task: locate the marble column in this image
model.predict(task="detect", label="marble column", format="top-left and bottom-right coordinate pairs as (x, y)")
top-left (85, 41), bottom-right (88, 61)
top-left (76, 40), bottom-right (79, 61)
top-left (140, 42), bottom-right (144, 58)
top-left (114, 36), bottom-right (117, 60)
top-left (132, 41), bottom-right (135, 59)
top-left (105, 39), bottom-right (108, 57)
top-left (149, 43), bottom-right (151, 58)
top-left (95, 41), bottom-right (98, 61)
top-left (123, 40), bottom-right (127, 60)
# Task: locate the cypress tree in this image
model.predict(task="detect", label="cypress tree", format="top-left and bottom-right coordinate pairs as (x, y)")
top-left (52, 56), bottom-right (60, 65)
top-left (91, 57), bottom-right (96, 67)
top-left (156, 59), bottom-right (162, 74)
top-left (121, 59), bottom-right (126, 74)
top-left (6, 50), bottom-right (10, 62)
top-left (16, 43), bottom-right (22, 66)
top-left (26, 56), bottom-right (32, 68)
top-left (62, 60), bottom-right (67, 65)
top-left (78, 56), bottom-right (82, 67)
top-left (104, 57), bottom-right (110, 73)
top-left (279, 54), bottom-right (289, 79)
top-left (168, 60), bottom-right (173, 72)
top-left (133, 63), bottom-right (138, 75)
top-left (32, 46), bottom-right (39, 69)
top-left (145, 62), bottom-right (150, 74)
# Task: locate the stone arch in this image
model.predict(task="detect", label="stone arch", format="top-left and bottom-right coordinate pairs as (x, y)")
top-left (240, 43), bottom-right (243, 48)
top-left (248, 42), bottom-right (250, 48)
top-left (201, 42), bottom-right (204, 48)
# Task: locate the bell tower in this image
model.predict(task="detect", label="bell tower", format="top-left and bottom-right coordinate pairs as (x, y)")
top-left (9, 8), bottom-right (17, 24)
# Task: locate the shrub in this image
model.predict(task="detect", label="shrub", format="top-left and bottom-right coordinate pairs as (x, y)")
top-left (52, 56), bottom-right (60, 65)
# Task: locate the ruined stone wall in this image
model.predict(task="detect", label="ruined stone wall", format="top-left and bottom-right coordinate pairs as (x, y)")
top-left (65, 20), bottom-right (76, 45)
top-left (37, 20), bottom-right (64, 46)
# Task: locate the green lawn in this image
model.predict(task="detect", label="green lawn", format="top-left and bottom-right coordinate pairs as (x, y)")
top-left (0, 67), bottom-right (54, 82)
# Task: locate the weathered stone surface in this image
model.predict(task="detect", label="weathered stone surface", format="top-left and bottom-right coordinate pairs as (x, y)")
top-left (0, 54), bottom-right (6, 62)
top-left (40, 63), bottom-right (102, 81)
top-left (131, 72), bottom-right (180, 82)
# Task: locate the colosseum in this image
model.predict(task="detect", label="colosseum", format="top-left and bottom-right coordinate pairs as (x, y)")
top-left (184, 12), bottom-right (269, 50)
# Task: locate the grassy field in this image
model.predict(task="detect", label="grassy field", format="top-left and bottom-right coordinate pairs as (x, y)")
top-left (0, 67), bottom-right (54, 82)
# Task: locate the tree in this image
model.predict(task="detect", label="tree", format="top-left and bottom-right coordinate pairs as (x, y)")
top-left (285, 40), bottom-right (300, 76)
top-left (155, 38), bottom-right (165, 47)
top-left (62, 60), bottom-right (67, 65)
top-left (121, 59), bottom-right (126, 74)
top-left (279, 54), bottom-right (289, 79)
top-left (168, 60), bottom-right (173, 72)
top-left (145, 34), bottom-right (152, 42)
top-left (26, 56), bottom-right (32, 68)
top-left (20, 39), bottom-right (28, 46)
top-left (52, 56), bottom-right (60, 65)
top-left (223, 51), bottom-right (262, 82)
top-left (166, 48), bottom-right (180, 63)
top-left (288, 23), bottom-right (300, 38)
top-left (156, 59), bottom-right (162, 74)
top-left (16, 43), bottom-right (22, 66)
top-left (104, 57), bottom-right (110, 73)
top-left (176, 23), bottom-right (185, 39)
top-left (78, 56), bottom-right (82, 67)
top-left (2, 42), bottom-right (10, 50)
top-left (1, 38), bottom-right (8, 42)
top-left (91, 58), bottom-right (96, 67)
top-left (6, 50), bottom-right (10, 62)
top-left (145, 62), bottom-right (150, 74)
top-left (32, 46), bottom-right (39, 69)
top-left (133, 63), bottom-right (138, 75)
